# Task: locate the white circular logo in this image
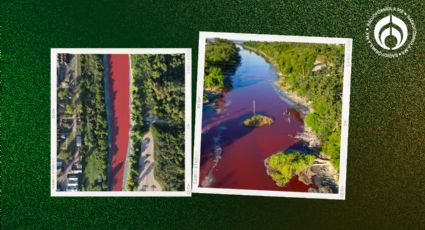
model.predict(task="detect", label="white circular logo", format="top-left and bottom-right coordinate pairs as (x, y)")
top-left (366, 7), bottom-right (416, 58)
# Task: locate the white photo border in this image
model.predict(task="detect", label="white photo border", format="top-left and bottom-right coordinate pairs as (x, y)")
top-left (51, 48), bottom-right (192, 197)
top-left (192, 32), bottom-right (352, 200)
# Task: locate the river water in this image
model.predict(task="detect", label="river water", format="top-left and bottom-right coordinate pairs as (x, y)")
top-left (108, 54), bottom-right (130, 191)
top-left (199, 46), bottom-right (315, 191)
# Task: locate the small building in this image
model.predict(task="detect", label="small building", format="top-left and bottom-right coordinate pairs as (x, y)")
top-left (57, 161), bottom-right (63, 170)
top-left (76, 135), bottom-right (82, 147)
top-left (67, 181), bottom-right (78, 187)
top-left (67, 174), bottom-right (79, 179)
top-left (68, 177), bottom-right (78, 182)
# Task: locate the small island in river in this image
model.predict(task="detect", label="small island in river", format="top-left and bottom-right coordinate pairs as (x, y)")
top-left (243, 114), bottom-right (273, 127)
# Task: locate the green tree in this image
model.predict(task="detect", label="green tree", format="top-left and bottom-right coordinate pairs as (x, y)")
top-left (65, 104), bottom-right (74, 115)
top-left (266, 152), bottom-right (316, 186)
top-left (78, 54), bottom-right (109, 191)
top-left (58, 90), bottom-right (68, 101)
top-left (204, 67), bottom-right (224, 89)
top-left (203, 38), bottom-right (240, 91)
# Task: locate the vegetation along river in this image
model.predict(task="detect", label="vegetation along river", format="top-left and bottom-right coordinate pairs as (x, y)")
top-left (200, 46), bottom-right (316, 191)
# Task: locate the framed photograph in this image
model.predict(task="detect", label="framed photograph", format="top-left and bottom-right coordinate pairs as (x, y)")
top-left (193, 32), bottom-right (352, 199)
top-left (51, 48), bottom-right (192, 197)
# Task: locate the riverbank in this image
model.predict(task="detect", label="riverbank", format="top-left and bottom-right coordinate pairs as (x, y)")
top-left (203, 90), bottom-right (222, 104)
top-left (242, 45), bottom-right (321, 153)
top-left (122, 55), bottom-right (132, 191)
top-left (243, 46), bottom-right (311, 115)
top-left (243, 44), bottom-right (339, 193)
top-left (203, 39), bottom-right (240, 104)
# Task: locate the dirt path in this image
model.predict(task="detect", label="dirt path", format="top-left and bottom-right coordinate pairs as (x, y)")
top-left (137, 132), bottom-right (162, 191)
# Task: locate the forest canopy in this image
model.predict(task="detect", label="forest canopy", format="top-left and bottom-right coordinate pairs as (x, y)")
top-left (79, 54), bottom-right (109, 191)
top-left (128, 54), bottom-right (186, 191)
top-left (204, 38), bottom-right (240, 91)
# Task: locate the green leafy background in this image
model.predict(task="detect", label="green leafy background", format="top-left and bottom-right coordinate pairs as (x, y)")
top-left (2, 0), bottom-right (424, 228)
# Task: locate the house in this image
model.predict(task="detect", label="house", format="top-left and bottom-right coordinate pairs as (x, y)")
top-left (67, 173), bottom-right (79, 189)
top-left (67, 174), bottom-right (79, 179)
top-left (68, 177), bottom-right (78, 182)
top-left (67, 180), bottom-right (78, 187)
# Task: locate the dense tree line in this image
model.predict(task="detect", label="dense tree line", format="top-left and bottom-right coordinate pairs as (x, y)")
top-left (204, 38), bottom-right (240, 91)
top-left (79, 54), bottom-right (109, 191)
top-left (127, 54), bottom-right (185, 191)
top-left (132, 54), bottom-right (185, 123)
top-left (151, 124), bottom-right (185, 191)
top-left (244, 42), bottom-right (345, 169)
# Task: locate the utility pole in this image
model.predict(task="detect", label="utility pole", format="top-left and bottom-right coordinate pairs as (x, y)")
top-left (253, 100), bottom-right (256, 115)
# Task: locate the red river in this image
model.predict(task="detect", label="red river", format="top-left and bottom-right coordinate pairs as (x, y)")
top-left (200, 46), bottom-right (316, 192)
top-left (109, 54), bottom-right (130, 191)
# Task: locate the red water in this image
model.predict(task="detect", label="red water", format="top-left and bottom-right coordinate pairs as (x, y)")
top-left (200, 47), bottom-right (316, 191)
top-left (109, 54), bottom-right (130, 191)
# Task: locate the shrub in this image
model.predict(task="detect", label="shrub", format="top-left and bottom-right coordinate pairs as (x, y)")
top-left (266, 152), bottom-right (316, 186)
top-left (204, 67), bottom-right (224, 90)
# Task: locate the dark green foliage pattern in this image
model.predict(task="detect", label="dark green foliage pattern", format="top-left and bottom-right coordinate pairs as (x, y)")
top-left (129, 54), bottom-right (186, 191)
top-left (79, 55), bottom-right (109, 190)
top-left (151, 124), bottom-right (185, 191)
top-left (133, 54), bottom-right (185, 123)
top-left (204, 39), bottom-right (239, 90)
